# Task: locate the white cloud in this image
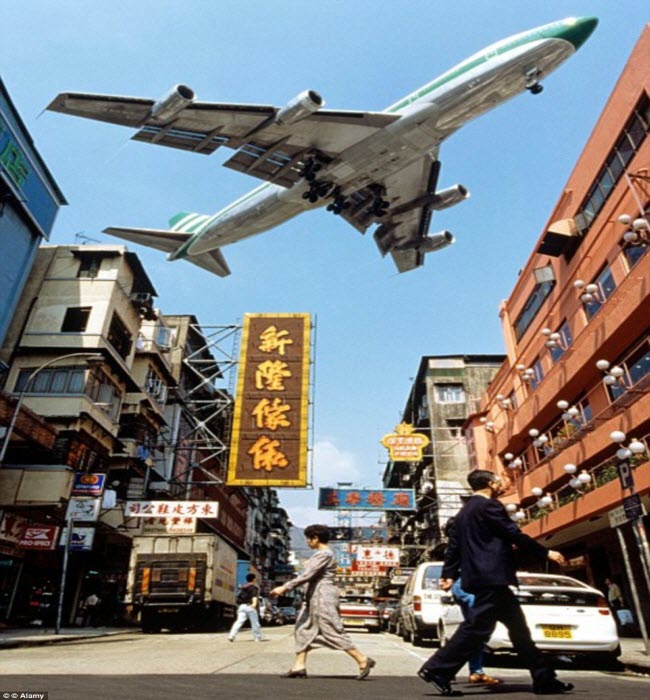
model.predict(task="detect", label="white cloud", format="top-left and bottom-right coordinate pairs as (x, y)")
top-left (278, 437), bottom-right (362, 528)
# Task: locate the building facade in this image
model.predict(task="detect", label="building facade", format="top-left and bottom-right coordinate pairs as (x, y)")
top-left (0, 77), bottom-right (66, 350)
top-left (466, 25), bottom-right (650, 625)
top-left (383, 354), bottom-right (504, 566)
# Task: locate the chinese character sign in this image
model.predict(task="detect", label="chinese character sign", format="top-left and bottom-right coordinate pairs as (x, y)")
top-left (124, 501), bottom-right (219, 518)
top-left (318, 488), bottom-right (415, 511)
top-left (227, 313), bottom-right (311, 486)
top-left (381, 422), bottom-right (430, 461)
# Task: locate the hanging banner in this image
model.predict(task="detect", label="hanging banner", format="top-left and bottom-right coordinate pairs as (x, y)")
top-left (381, 423), bottom-right (430, 461)
top-left (142, 517), bottom-right (198, 534)
top-left (124, 501), bottom-right (219, 519)
top-left (319, 487), bottom-right (416, 511)
top-left (227, 313), bottom-right (311, 486)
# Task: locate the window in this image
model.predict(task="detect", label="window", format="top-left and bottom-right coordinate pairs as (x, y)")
top-left (572, 93), bottom-right (650, 250)
top-left (77, 253), bottom-right (103, 279)
top-left (86, 369), bottom-right (121, 421)
top-left (15, 366), bottom-right (86, 394)
top-left (107, 313), bottom-right (132, 359)
top-left (434, 384), bottom-right (466, 404)
top-left (445, 419), bottom-right (465, 438)
top-left (548, 320), bottom-right (573, 364)
top-left (527, 357), bottom-right (544, 391)
top-left (606, 337), bottom-right (650, 402)
top-left (583, 265), bottom-right (617, 320)
top-left (145, 366), bottom-right (168, 405)
top-left (622, 239), bottom-right (648, 269)
top-left (61, 307), bottom-right (91, 333)
top-left (514, 281), bottom-right (555, 340)
top-left (506, 390), bottom-right (518, 411)
top-left (417, 392), bottom-right (429, 422)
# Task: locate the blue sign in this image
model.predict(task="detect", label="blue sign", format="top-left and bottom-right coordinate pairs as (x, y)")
top-left (72, 473), bottom-right (106, 496)
top-left (318, 488), bottom-right (415, 511)
top-left (0, 106), bottom-right (62, 236)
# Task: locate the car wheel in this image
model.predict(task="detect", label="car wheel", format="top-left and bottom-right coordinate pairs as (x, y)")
top-left (412, 631), bottom-right (423, 646)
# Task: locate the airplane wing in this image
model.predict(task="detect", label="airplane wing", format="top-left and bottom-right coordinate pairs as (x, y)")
top-left (338, 155), bottom-right (449, 273)
top-left (47, 90), bottom-right (399, 188)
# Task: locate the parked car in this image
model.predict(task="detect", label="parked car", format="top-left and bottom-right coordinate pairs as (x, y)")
top-left (386, 597), bottom-right (405, 635)
top-left (339, 595), bottom-right (381, 633)
top-left (438, 573), bottom-right (620, 664)
top-left (259, 598), bottom-right (285, 626)
top-left (399, 561), bottom-right (445, 645)
top-left (376, 598), bottom-right (400, 630)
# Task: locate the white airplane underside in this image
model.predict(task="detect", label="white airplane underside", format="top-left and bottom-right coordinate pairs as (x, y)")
top-left (47, 17), bottom-right (597, 277)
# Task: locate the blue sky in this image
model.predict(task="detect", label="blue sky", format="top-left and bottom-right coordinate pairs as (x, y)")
top-left (2, 1), bottom-right (647, 526)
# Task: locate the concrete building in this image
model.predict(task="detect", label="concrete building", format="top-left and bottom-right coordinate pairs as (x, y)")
top-left (383, 354), bottom-right (504, 565)
top-left (0, 77), bottom-right (66, 351)
top-left (0, 245), bottom-right (170, 623)
top-left (465, 26), bottom-right (649, 626)
top-left (0, 248), bottom-right (293, 621)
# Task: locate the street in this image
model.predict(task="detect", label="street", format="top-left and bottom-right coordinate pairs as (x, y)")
top-left (0, 628), bottom-right (648, 700)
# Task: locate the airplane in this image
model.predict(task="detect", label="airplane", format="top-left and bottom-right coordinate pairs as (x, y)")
top-left (47, 16), bottom-right (597, 277)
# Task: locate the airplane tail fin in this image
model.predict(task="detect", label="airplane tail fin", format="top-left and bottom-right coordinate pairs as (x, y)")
top-left (169, 211), bottom-right (214, 234)
top-left (103, 225), bottom-right (231, 277)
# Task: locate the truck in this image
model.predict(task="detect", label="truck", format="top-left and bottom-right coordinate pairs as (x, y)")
top-left (125, 533), bottom-right (238, 633)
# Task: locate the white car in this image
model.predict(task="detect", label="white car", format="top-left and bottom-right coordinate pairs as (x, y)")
top-left (438, 573), bottom-right (620, 663)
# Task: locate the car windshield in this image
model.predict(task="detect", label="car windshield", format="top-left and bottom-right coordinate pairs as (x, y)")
top-left (341, 596), bottom-right (374, 605)
top-left (422, 564), bottom-right (443, 589)
top-left (516, 589), bottom-right (603, 606)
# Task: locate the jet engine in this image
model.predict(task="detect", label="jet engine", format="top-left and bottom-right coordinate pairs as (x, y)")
top-left (275, 90), bottom-right (324, 125)
top-left (427, 185), bottom-right (469, 211)
top-left (418, 230), bottom-right (455, 252)
top-left (150, 84), bottom-right (195, 123)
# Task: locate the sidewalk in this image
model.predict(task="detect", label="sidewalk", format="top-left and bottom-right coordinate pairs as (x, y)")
top-left (0, 627), bottom-right (648, 675)
top-left (0, 625), bottom-right (134, 649)
top-left (619, 636), bottom-right (650, 674)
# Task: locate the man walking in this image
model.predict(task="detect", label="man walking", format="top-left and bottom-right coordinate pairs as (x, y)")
top-left (418, 469), bottom-right (574, 696)
top-left (228, 573), bottom-right (264, 642)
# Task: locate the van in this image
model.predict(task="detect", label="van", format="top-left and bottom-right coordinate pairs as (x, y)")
top-left (399, 561), bottom-right (446, 645)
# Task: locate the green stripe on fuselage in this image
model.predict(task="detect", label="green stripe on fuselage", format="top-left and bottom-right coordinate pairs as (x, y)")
top-left (384, 18), bottom-right (580, 114)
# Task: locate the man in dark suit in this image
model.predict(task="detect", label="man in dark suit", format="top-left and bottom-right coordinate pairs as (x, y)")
top-left (418, 469), bottom-right (574, 696)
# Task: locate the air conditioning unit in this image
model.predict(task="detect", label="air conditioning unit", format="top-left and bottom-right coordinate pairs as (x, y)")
top-left (130, 292), bottom-right (153, 304)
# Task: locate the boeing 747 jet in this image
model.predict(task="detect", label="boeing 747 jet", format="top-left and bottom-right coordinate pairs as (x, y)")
top-left (48, 16), bottom-right (597, 277)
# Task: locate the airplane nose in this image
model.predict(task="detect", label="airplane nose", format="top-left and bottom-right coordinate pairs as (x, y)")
top-left (560, 16), bottom-right (599, 51)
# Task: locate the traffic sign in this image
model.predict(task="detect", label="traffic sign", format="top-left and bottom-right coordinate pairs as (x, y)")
top-left (616, 460), bottom-right (635, 490)
top-left (609, 494), bottom-right (646, 528)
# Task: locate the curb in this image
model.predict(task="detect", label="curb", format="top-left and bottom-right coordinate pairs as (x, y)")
top-left (0, 629), bottom-right (134, 650)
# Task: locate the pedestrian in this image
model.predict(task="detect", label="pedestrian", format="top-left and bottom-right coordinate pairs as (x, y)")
top-left (270, 523), bottom-right (375, 680)
top-left (604, 578), bottom-right (624, 611)
top-left (228, 573), bottom-right (264, 642)
top-left (444, 518), bottom-right (502, 687)
top-left (82, 592), bottom-right (101, 627)
top-left (418, 469), bottom-right (574, 696)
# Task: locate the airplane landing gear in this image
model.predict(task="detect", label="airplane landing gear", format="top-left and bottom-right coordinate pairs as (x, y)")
top-left (525, 67), bottom-right (543, 94)
top-left (299, 157), bottom-right (323, 182)
top-left (302, 180), bottom-right (333, 203)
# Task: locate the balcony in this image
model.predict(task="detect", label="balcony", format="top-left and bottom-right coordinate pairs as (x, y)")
top-left (0, 465), bottom-right (73, 506)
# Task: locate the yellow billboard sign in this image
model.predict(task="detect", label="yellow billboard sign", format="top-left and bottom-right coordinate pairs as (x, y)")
top-left (381, 422), bottom-right (430, 461)
top-left (227, 313), bottom-right (311, 486)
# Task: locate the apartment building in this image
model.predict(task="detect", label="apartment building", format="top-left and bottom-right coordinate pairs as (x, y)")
top-left (465, 26), bottom-right (649, 617)
top-left (383, 354), bottom-right (504, 566)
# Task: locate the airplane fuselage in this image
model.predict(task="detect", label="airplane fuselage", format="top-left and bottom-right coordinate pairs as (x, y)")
top-left (175, 18), bottom-right (593, 260)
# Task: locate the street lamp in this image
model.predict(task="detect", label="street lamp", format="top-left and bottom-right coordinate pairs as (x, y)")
top-left (0, 352), bottom-right (103, 465)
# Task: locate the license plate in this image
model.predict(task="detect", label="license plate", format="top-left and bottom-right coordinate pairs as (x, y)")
top-left (158, 608), bottom-right (179, 614)
top-left (541, 625), bottom-right (572, 639)
top-left (343, 618), bottom-right (366, 626)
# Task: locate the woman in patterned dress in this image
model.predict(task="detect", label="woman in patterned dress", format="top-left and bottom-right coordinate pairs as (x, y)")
top-left (270, 523), bottom-right (376, 680)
